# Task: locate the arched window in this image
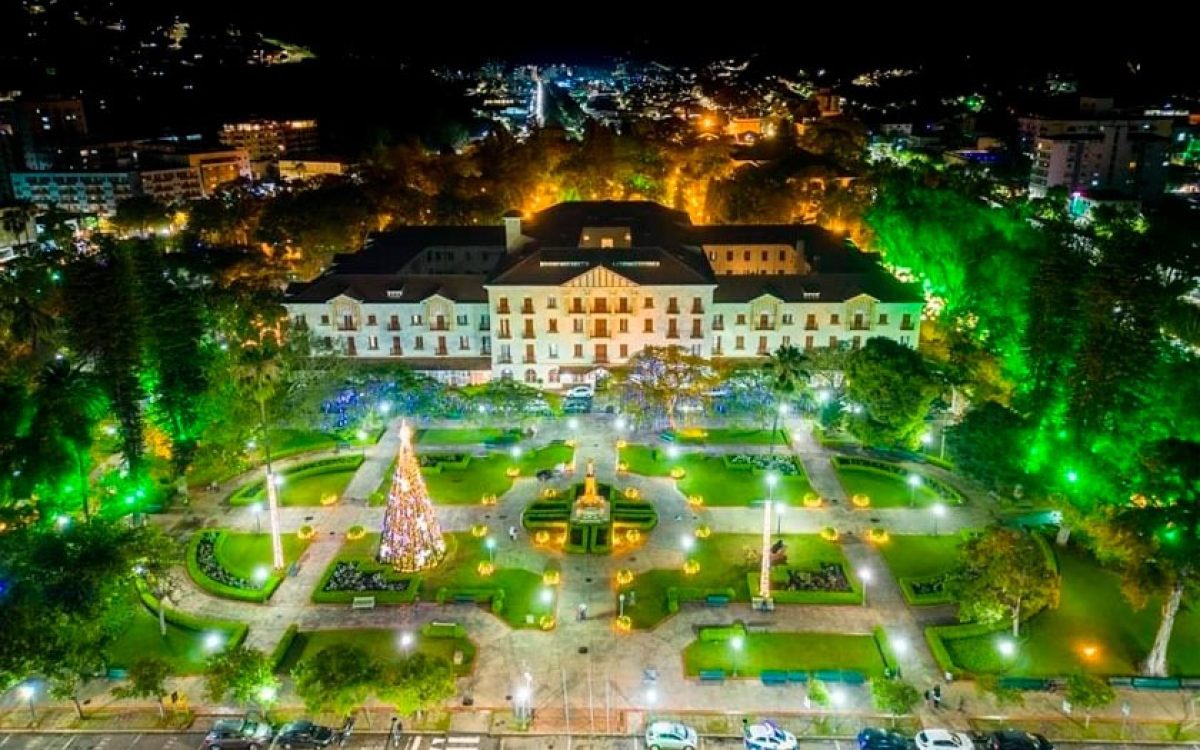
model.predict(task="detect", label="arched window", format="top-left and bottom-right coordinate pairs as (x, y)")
top-left (500, 369), bottom-right (513, 381)
top-left (524, 368), bottom-right (538, 384)
top-left (548, 369), bottom-right (560, 384)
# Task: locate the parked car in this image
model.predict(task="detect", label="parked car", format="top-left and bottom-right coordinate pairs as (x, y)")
top-left (915, 730), bottom-right (975, 750)
top-left (858, 727), bottom-right (914, 750)
top-left (566, 385), bottom-right (594, 399)
top-left (644, 720), bottom-right (698, 750)
top-left (984, 731), bottom-right (1053, 750)
top-left (743, 720), bottom-right (798, 750)
top-left (201, 718), bottom-right (273, 750)
top-left (274, 721), bottom-right (336, 750)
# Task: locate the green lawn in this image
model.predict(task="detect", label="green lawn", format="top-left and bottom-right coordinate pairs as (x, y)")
top-left (187, 531), bottom-right (309, 602)
top-left (834, 466), bottom-right (941, 508)
top-left (666, 428), bottom-right (790, 446)
top-left (275, 628), bottom-right (476, 675)
top-left (624, 533), bottom-right (852, 629)
top-left (107, 598), bottom-right (242, 674)
top-left (241, 466), bottom-right (357, 507)
top-left (620, 445), bottom-right (812, 507)
top-left (945, 547), bottom-right (1200, 677)
top-left (683, 633), bottom-right (886, 678)
top-left (876, 535), bottom-right (962, 580)
top-left (417, 428), bottom-right (522, 445)
top-left (370, 443), bottom-right (575, 505)
top-left (314, 533), bottom-right (548, 628)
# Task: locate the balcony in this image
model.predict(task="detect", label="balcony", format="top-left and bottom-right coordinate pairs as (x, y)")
top-left (523, 356), bottom-right (537, 364)
top-left (497, 355), bottom-right (513, 364)
top-left (690, 332), bottom-right (704, 339)
top-left (497, 331), bottom-right (512, 340)
top-left (569, 306), bottom-right (585, 315)
top-left (430, 323), bottom-right (450, 331)
top-left (805, 323), bottom-right (819, 331)
top-left (435, 348), bottom-right (449, 356)
top-left (712, 322), bottom-right (724, 331)
top-left (900, 321), bottom-right (916, 331)
top-left (754, 323), bottom-right (775, 331)
top-left (591, 330), bottom-right (611, 339)
top-left (691, 303), bottom-right (704, 314)
top-left (386, 323), bottom-right (401, 331)
top-left (594, 356), bottom-right (610, 364)
top-left (592, 303), bottom-right (609, 314)
top-left (849, 324), bottom-right (871, 331)
top-left (497, 305), bottom-right (511, 315)
top-left (521, 304), bottom-right (535, 314)
top-left (667, 305), bottom-right (680, 315)
top-left (336, 324), bottom-right (358, 332)
top-left (389, 347), bottom-right (403, 356)
top-left (666, 331), bottom-right (680, 339)
top-left (616, 304), bottom-right (632, 315)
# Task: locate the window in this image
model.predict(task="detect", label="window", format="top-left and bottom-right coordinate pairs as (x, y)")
top-left (852, 335), bottom-right (861, 349)
top-left (293, 314), bottom-right (307, 327)
top-left (725, 250), bottom-right (733, 261)
top-left (573, 319), bottom-right (584, 334)
top-left (364, 315), bottom-right (376, 326)
top-left (572, 297), bottom-right (584, 313)
top-left (457, 314), bottom-right (468, 325)
top-left (389, 315), bottom-right (400, 330)
top-left (828, 335), bottom-right (838, 348)
top-left (414, 336), bottom-right (424, 350)
top-left (736, 314), bottom-right (747, 325)
top-left (368, 335), bottom-right (379, 350)
top-left (595, 344), bottom-right (608, 361)
top-left (735, 336), bottom-right (745, 350)
top-left (829, 313), bottom-right (840, 325)
top-left (320, 314), bottom-right (330, 325)
top-left (548, 343), bottom-right (559, 358)
top-left (761, 250), bottom-right (768, 261)
top-left (524, 344), bottom-right (535, 363)
top-left (522, 297), bottom-right (533, 313)
top-left (411, 314), bottom-right (423, 325)
top-left (345, 337), bottom-right (357, 356)
top-left (619, 344), bottom-right (628, 358)
top-left (619, 318), bottom-right (628, 333)
top-left (758, 336), bottom-right (768, 354)
top-left (618, 297), bottom-right (630, 313)
top-left (743, 251), bottom-right (750, 261)
top-left (782, 314), bottom-right (793, 325)
top-left (547, 296), bottom-right (557, 309)
top-left (878, 313), bottom-right (889, 325)
top-left (713, 336), bottom-right (723, 354)
top-left (525, 368), bottom-right (537, 383)
top-left (779, 250), bottom-right (787, 261)
top-left (548, 319), bottom-right (558, 333)
top-left (573, 344), bottom-right (583, 358)
top-left (523, 320), bottom-right (534, 338)
top-left (643, 297), bottom-right (654, 309)
top-left (713, 314), bottom-right (724, 330)
top-left (391, 336), bottom-right (402, 354)
top-left (459, 336), bottom-right (470, 350)
top-left (667, 297), bottom-right (679, 314)
top-left (499, 319), bottom-right (511, 338)
top-left (901, 313), bottom-right (914, 330)
top-left (497, 297), bottom-right (509, 314)
top-left (805, 314), bottom-right (817, 330)
top-left (643, 319), bottom-right (654, 333)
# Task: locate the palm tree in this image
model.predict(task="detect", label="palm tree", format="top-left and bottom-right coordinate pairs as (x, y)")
top-left (233, 338), bottom-right (287, 569)
top-left (30, 359), bottom-right (104, 517)
top-left (762, 344), bottom-right (811, 453)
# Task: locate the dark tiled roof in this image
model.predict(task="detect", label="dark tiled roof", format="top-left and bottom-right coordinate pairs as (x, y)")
top-left (522, 201), bottom-right (692, 248)
top-left (284, 274), bottom-right (488, 303)
top-left (487, 246), bottom-right (715, 286)
top-left (331, 226), bottom-right (505, 273)
top-left (713, 273), bottom-right (923, 304)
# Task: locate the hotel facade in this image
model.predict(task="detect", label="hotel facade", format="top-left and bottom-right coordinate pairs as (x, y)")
top-left (284, 202), bottom-right (923, 387)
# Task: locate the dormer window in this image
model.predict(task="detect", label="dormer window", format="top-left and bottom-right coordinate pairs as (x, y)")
top-left (386, 289), bottom-right (403, 299)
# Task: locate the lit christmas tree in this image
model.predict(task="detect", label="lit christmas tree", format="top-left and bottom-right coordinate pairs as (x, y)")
top-left (379, 421), bottom-right (447, 572)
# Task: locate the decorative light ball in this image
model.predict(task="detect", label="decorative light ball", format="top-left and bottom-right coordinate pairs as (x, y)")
top-left (819, 526), bottom-right (839, 542)
top-left (477, 561), bottom-right (494, 577)
top-left (683, 559), bottom-right (700, 576)
top-left (539, 614), bottom-right (556, 631)
top-left (865, 527), bottom-right (889, 544)
top-left (624, 528), bottom-right (641, 544)
top-left (1130, 493), bottom-right (1149, 508)
top-left (506, 467), bottom-right (520, 478)
top-left (297, 525), bottom-right (316, 540)
top-left (687, 494), bottom-right (704, 506)
top-left (542, 570), bottom-right (560, 586)
top-left (615, 615), bottom-right (632, 632)
top-left (542, 488), bottom-right (558, 499)
top-left (320, 493), bottom-right (339, 506)
top-left (534, 530), bottom-right (551, 545)
top-left (670, 467), bottom-right (686, 479)
top-left (346, 525), bottom-right (366, 541)
top-left (615, 569), bottom-right (634, 586)
top-left (624, 487), bottom-right (640, 500)
top-left (803, 492), bottom-right (823, 508)
top-left (617, 462), bottom-right (629, 473)
top-left (564, 439), bottom-right (576, 448)
top-left (616, 439), bottom-right (628, 449)
top-left (694, 525), bottom-right (712, 539)
top-left (481, 493), bottom-right (498, 505)
top-left (851, 493), bottom-right (871, 508)
top-left (471, 524), bottom-right (489, 538)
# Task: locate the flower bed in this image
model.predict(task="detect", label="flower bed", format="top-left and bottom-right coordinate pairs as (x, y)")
top-left (776, 562), bottom-right (852, 593)
top-left (322, 561), bottom-right (413, 594)
top-left (725, 453), bottom-right (802, 475)
top-left (195, 532), bottom-right (254, 590)
top-left (185, 530), bottom-right (304, 603)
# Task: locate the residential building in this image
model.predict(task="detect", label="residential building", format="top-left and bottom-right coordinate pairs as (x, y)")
top-left (13, 98), bottom-right (88, 170)
top-left (284, 201), bottom-right (923, 387)
top-left (0, 203), bottom-right (37, 263)
top-left (1020, 98), bottom-right (1173, 199)
top-left (219, 119), bottom-right (319, 176)
top-left (10, 170), bottom-right (140, 215)
top-left (278, 155), bottom-right (351, 182)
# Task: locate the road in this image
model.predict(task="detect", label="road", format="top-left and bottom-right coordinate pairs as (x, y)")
top-left (4, 734), bottom-right (1200, 750)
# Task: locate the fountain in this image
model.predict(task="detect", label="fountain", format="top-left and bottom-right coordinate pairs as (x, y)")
top-left (571, 458), bottom-right (611, 525)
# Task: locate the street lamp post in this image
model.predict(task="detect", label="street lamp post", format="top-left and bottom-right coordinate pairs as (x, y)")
top-left (18, 685), bottom-right (35, 722)
top-left (486, 536), bottom-right (496, 564)
top-left (907, 474), bottom-right (921, 508)
top-left (266, 471), bottom-right (285, 570)
top-left (932, 503), bottom-right (946, 536)
top-left (730, 635), bottom-right (744, 677)
top-left (776, 503), bottom-right (785, 535)
top-left (759, 498), bottom-right (773, 607)
top-left (251, 502), bottom-right (262, 534)
top-left (619, 593), bottom-right (626, 618)
top-left (860, 568), bottom-right (872, 607)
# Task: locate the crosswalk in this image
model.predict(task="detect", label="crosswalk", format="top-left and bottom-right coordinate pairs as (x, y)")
top-left (397, 736), bottom-right (482, 750)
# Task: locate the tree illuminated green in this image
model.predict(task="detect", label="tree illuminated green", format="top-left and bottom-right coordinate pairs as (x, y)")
top-left (950, 528), bottom-right (1058, 637)
top-left (844, 338), bottom-right (940, 449)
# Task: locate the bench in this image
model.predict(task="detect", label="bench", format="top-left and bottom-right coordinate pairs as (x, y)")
top-left (106, 668), bottom-right (129, 680)
top-left (814, 669), bottom-right (866, 685)
top-left (351, 596), bottom-right (376, 610)
top-left (1181, 678), bottom-right (1200, 691)
top-left (705, 595), bottom-right (731, 607)
top-left (761, 671), bottom-right (788, 686)
top-left (1131, 677), bottom-right (1182, 691)
top-left (1108, 677), bottom-right (1134, 688)
top-left (698, 670), bottom-right (725, 683)
top-left (998, 677), bottom-right (1050, 691)
top-left (787, 671), bottom-right (809, 684)
top-left (452, 593), bottom-right (480, 604)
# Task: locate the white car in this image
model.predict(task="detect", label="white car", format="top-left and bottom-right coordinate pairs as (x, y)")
top-left (744, 720), bottom-right (797, 750)
top-left (566, 385), bottom-right (594, 399)
top-left (645, 720), bottom-right (698, 750)
top-left (915, 730), bottom-right (975, 750)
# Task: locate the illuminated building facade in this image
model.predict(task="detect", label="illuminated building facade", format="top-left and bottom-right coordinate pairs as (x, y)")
top-left (284, 202), bottom-right (923, 387)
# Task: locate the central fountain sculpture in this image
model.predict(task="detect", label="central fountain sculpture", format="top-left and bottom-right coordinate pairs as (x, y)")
top-left (571, 458), bottom-right (611, 525)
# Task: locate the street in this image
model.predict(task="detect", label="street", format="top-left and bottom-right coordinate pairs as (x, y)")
top-left (3, 734), bottom-right (1200, 750)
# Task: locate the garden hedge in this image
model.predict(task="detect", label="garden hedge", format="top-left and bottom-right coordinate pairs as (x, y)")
top-left (872, 625), bottom-right (899, 675)
top-left (832, 455), bottom-right (965, 504)
top-left (135, 579), bottom-right (248, 648)
top-left (229, 454), bottom-right (364, 506)
top-left (270, 624), bottom-right (299, 670)
top-left (185, 530), bottom-right (284, 603)
top-left (898, 573), bottom-right (955, 606)
top-left (311, 564), bottom-right (419, 605)
top-left (421, 622), bottom-right (468, 639)
top-left (698, 622), bottom-right (747, 643)
top-left (666, 586), bottom-right (738, 614)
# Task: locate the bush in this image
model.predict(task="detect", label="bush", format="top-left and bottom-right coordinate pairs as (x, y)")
top-left (899, 574), bottom-right (954, 606)
top-left (271, 625), bottom-right (299, 670)
top-left (698, 622), bottom-right (746, 643)
top-left (135, 579), bottom-right (248, 647)
top-left (724, 454), bottom-right (802, 475)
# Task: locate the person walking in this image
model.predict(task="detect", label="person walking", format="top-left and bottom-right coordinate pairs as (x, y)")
top-left (932, 684), bottom-right (943, 709)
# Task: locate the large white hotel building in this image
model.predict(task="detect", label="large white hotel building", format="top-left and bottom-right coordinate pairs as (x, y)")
top-left (284, 201), bottom-right (923, 387)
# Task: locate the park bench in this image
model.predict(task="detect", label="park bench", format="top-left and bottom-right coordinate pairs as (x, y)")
top-left (786, 671), bottom-right (809, 684)
top-left (1107, 677), bottom-right (1134, 688)
top-left (1131, 677), bottom-right (1182, 691)
top-left (998, 677), bottom-right (1050, 691)
top-left (1181, 678), bottom-right (1200, 691)
top-left (760, 671), bottom-right (788, 686)
top-left (698, 670), bottom-right (725, 683)
top-left (705, 594), bottom-right (731, 607)
top-left (815, 669), bottom-right (866, 685)
top-left (106, 668), bottom-right (129, 680)
top-left (351, 596), bottom-right (376, 610)
top-left (452, 593), bottom-right (479, 604)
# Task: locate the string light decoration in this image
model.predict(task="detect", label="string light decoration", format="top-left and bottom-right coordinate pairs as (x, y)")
top-left (378, 421), bottom-right (447, 572)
